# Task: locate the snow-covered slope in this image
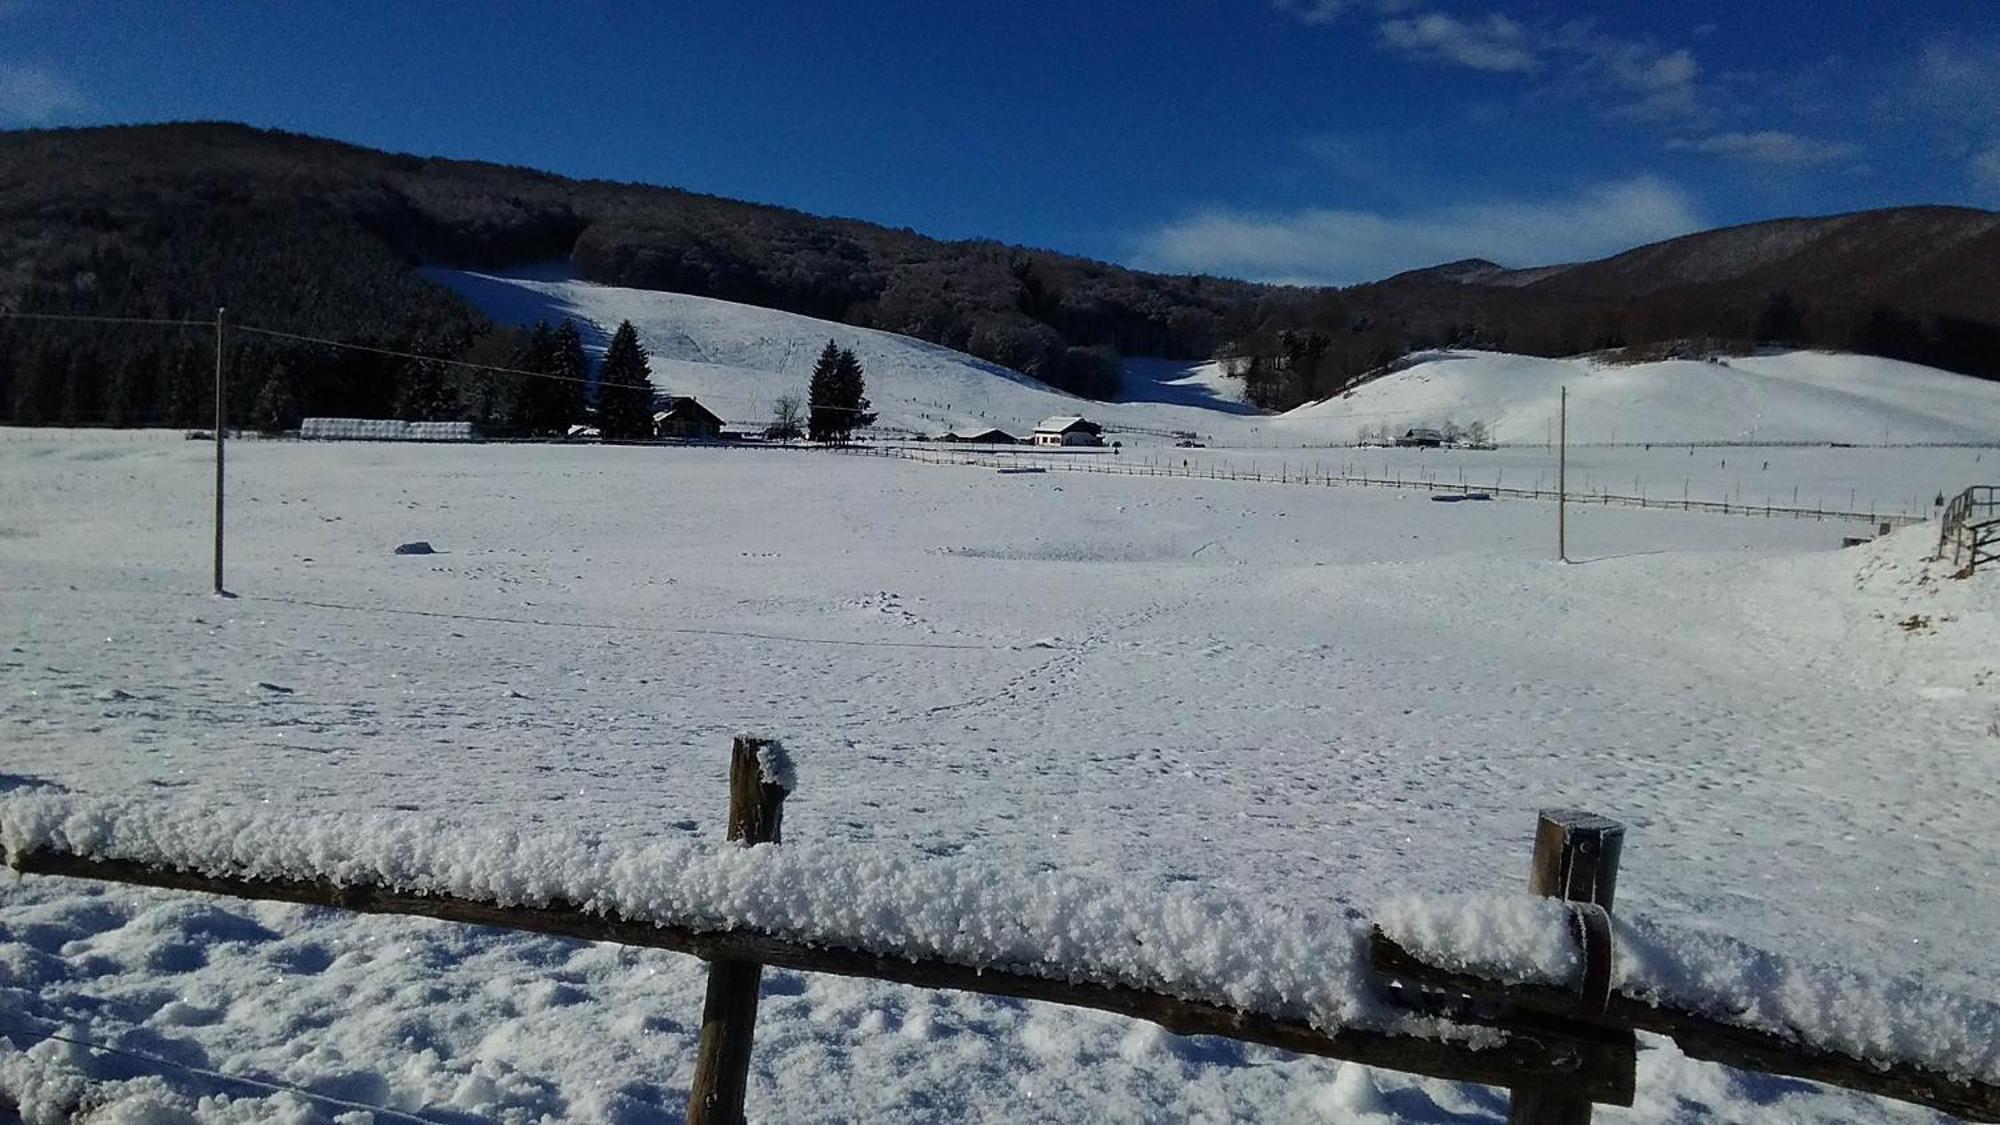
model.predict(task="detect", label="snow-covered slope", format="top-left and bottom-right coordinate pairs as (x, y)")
top-left (433, 271), bottom-right (2000, 448)
top-left (431, 269), bottom-right (1261, 440)
top-left (1276, 349), bottom-right (2000, 445)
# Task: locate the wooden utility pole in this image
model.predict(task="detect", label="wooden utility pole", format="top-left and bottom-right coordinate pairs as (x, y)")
top-left (1557, 385), bottom-right (1568, 562)
top-left (213, 307), bottom-right (226, 596)
top-left (688, 736), bottom-right (790, 1125)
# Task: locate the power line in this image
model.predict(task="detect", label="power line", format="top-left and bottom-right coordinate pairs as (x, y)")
top-left (0, 310), bottom-right (209, 328)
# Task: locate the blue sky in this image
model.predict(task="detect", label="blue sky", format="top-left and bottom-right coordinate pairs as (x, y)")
top-left (3, 1), bottom-right (1997, 284)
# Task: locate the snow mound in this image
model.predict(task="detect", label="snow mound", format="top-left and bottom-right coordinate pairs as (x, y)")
top-left (1276, 349), bottom-right (2000, 445)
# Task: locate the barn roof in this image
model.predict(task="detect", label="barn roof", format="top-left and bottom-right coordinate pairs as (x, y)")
top-left (654, 396), bottom-right (723, 425)
top-left (1034, 416), bottom-right (1099, 434)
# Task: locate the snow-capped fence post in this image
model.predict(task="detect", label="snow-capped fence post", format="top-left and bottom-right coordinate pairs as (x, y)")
top-left (1507, 809), bottom-right (1627, 1125)
top-left (687, 736), bottom-right (791, 1125)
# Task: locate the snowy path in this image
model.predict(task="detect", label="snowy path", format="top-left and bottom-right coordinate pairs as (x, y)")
top-left (1, 437), bottom-right (1994, 1122)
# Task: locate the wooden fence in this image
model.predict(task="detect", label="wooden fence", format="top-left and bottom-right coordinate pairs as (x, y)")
top-left (1937, 485), bottom-right (1999, 575)
top-left (869, 445), bottom-right (1933, 529)
top-left (5, 738), bottom-right (1996, 1124)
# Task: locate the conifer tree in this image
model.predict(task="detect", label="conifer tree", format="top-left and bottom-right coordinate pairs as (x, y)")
top-left (833, 347), bottom-right (874, 437)
top-left (551, 320), bottom-right (589, 434)
top-left (596, 320), bottom-right (656, 440)
top-left (807, 339), bottom-right (843, 442)
top-left (252, 363), bottom-right (298, 434)
top-left (507, 321), bottom-right (558, 435)
top-left (394, 357), bottom-right (456, 421)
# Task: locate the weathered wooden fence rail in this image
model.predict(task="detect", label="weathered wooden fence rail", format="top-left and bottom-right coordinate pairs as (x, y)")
top-left (5, 739), bottom-right (1996, 1123)
top-left (1936, 484), bottom-right (1998, 575)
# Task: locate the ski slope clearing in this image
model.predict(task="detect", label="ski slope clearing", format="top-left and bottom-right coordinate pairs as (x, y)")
top-left (2, 434), bottom-right (1996, 1122)
top-left (1277, 349), bottom-right (2000, 446)
top-left (432, 269), bottom-right (1262, 440)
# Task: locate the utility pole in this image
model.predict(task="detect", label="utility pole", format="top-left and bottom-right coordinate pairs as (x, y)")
top-left (213, 307), bottom-right (226, 596)
top-left (1552, 384), bottom-right (1568, 560)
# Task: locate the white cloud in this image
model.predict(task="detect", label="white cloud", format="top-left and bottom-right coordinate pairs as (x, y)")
top-left (1132, 177), bottom-right (1703, 286)
top-left (1272, 0), bottom-right (1351, 26)
top-left (1975, 146), bottom-right (2000, 191)
top-left (1669, 130), bottom-right (1859, 167)
top-left (1551, 24), bottom-right (1706, 122)
top-left (1907, 38), bottom-right (2000, 119)
top-left (1272, 0), bottom-right (1418, 25)
top-left (0, 61), bottom-right (88, 125)
top-left (1379, 12), bottom-right (1538, 73)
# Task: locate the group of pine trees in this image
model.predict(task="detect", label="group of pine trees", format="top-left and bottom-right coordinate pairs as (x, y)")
top-left (805, 340), bottom-right (874, 443)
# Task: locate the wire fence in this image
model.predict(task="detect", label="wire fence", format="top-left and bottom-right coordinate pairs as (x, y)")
top-left (863, 444), bottom-right (1934, 528)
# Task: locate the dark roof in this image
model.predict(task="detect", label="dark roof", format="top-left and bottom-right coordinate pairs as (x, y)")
top-left (656, 396), bottom-right (723, 427)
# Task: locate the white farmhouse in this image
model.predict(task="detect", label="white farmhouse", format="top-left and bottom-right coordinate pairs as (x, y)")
top-left (1031, 416), bottom-right (1104, 447)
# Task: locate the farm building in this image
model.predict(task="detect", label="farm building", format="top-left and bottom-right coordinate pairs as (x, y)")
top-left (1395, 427), bottom-right (1445, 448)
top-left (1031, 416), bottom-right (1103, 447)
top-left (654, 397), bottom-right (724, 440)
top-left (299, 418), bottom-right (478, 442)
top-left (938, 427), bottom-right (1017, 444)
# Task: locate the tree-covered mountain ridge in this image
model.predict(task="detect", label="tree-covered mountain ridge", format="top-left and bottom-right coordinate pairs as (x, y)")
top-left (1, 121), bottom-right (1996, 426)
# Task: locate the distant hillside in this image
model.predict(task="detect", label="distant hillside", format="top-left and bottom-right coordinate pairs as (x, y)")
top-left (433, 269), bottom-right (1261, 440)
top-left (1274, 349), bottom-right (2000, 446)
top-left (1230, 207), bottom-right (2000, 410)
top-left (0, 122), bottom-right (1264, 426)
top-left (1, 122), bottom-right (1997, 428)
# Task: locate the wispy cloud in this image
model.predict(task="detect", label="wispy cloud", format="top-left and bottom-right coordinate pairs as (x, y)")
top-left (1904, 38), bottom-right (2000, 120)
top-left (1888, 38), bottom-right (2000, 194)
top-left (1975, 147), bottom-right (2000, 192)
top-left (1549, 24), bottom-right (1705, 123)
top-left (1279, 5), bottom-right (1710, 125)
top-left (0, 60), bottom-right (88, 125)
top-left (1378, 12), bottom-right (1537, 73)
top-left (1131, 177), bottom-right (1703, 286)
top-left (1272, 0), bottom-right (1351, 26)
top-left (1668, 130), bottom-right (1858, 168)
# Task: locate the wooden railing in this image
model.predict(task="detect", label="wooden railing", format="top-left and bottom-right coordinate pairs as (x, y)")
top-left (1937, 485), bottom-right (1999, 575)
top-left (5, 739), bottom-right (1997, 1124)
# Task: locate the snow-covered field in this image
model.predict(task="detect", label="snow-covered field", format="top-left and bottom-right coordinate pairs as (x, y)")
top-left (3, 434), bottom-right (1997, 1123)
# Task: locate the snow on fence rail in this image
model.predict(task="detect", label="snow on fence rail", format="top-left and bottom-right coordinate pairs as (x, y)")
top-left (1936, 484), bottom-right (1999, 575)
top-left (867, 444), bottom-right (1933, 529)
top-left (4, 741), bottom-right (1997, 1123)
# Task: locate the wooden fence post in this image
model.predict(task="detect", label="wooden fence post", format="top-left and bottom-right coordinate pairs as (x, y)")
top-left (688, 736), bottom-right (790, 1125)
top-left (1509, 808), bottom-right (1627, 1125)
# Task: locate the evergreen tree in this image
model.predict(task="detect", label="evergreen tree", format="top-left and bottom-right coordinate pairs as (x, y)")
top-left (252, 363), bottom-right (298, 434)
top-left (394, 357), bottom-right (457, 421)
top-left (807, 340), bottom-right (874, 442)
top-left (833, 347), bottom-right (874, 436)
top-left (596, 320), bottom-right (655, 440)
top-left (506, 321), bottom-right (558, 435)
top-left (806, 339), bottom-right (843, 442)
top-left (550, 320), bottom-right (589, 434)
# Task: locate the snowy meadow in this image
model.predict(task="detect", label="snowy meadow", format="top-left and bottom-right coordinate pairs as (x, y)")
top-left (1, 433), bottom-right (1996, 1122)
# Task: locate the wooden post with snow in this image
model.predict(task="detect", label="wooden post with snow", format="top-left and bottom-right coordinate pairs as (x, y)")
top-left (687, 736), bottom-right (791, 1125)
top-left (1508, 808), bottom-right (1627, 1125)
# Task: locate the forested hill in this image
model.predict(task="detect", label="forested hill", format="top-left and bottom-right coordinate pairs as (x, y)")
top-left (1227, 205), bottom-right (2000, 410)
top-left (2, 122), bottom-right (1997, 428)
top-left (0, 121), bottom-right (1266, 426)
